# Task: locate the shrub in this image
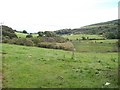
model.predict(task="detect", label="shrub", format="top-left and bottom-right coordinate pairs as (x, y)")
top-left (23, 30), bottom-right (28, 34)
top-left (37, 42), bottom-right (55, 48)
top-left (81, 36), bottom-right (86, 40)
top-left (25, 39), bottom-right (34, 46)
top-left (55, 41), bottom-right (74, 51)
top-left (103, 32), bottom-right (117, 39)
top-left (37, 41), bottom-right (74, 51)
top-left (2, 36), bottom-right (10, 43)
top-left (118, 40), bottom-right (120, 47)
top-left (8, 38), bottom-right (34, 46)
top-left (26, 34), bottom-right (33, 38)
top-left (2, 30), bottom-right (18, 39)
top-left (31, 38), bottom-right (41, 46)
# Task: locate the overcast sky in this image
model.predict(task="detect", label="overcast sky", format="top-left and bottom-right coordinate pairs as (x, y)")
top-left (0, 0), bottom-right (119, 33)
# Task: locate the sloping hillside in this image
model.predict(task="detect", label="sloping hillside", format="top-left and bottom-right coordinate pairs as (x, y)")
top-left (55, 19), bottom-right (118, 35)
top-left (2, 25), bottom-right (17, 39)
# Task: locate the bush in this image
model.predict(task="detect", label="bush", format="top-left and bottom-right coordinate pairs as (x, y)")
top-left (2, 36), bottom-right (10, 43)
top-left (81, 36), bottom-right (86, 40)
top-left (25, 39), bottom-right (34, 46)
top-left (118, 40), bottom-right (120, 47)
top-left (23, 30), bottom-right (27, 34)
top-left (26, 34), bottom-right (33, 38)
top-left (2, 25), bottom-right (18, 39)
top-left (8, 38), bottom-right (34, 46)
top-left (103, 32), bottom-right (117, 39)
top-left (37, 41), bottom-right (74, 51)
top-left (2, 30), bottom-right (18, 39)
top-left (55, 41), bottom-right (74, 51)
top-left (37, 36), bottom-right (67, 43)
top-left (37, 42), bottom-right (55, 48)
top-left (31, 38), bottom-right (41, 46)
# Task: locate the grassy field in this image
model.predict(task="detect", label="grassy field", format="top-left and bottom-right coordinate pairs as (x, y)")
top-left (62, 34), bottom-right (104, 40)
top-left (2, 43), bottom-right (118, 88)
top-left (15, 32), bottom-right (28, 38)
top-left (72, 40), bottom-right (118, 53)
top-left (15, 32), bottom-right (38, 38)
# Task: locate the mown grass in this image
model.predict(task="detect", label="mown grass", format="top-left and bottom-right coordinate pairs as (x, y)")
top-left (2, 43), bottom-right (118, 88)
top-left (62, 34), bottom-right (104, 40)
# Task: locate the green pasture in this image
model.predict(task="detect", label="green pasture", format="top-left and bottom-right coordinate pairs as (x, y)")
top-left (72, 40), bottom-right (118, 53)
top-left (2, 43), bottom-right (118, 88)
top-left (62, 34), bottom-right (104, 40)
top-left (15, 32), bottom-right (28, 38)
top-left (15, 32), bottom-right (38, 38)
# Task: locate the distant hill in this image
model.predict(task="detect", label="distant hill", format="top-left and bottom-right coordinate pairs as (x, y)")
top-left (2, 25), bottom-right (18, 39)
top-left (54, 19), bottom-right (118, 35)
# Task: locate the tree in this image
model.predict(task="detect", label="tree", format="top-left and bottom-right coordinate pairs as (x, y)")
top-left (81, 36), bottom-right (86, 40)
top-left (2, 25), bottom-right (18, 39)
top-left (44, 31), bottom-right (56, 37)
top-left (38, 31), bottom-right (44, 37)
top-left (103, 32), bottom-right (117, 39)
top-left (23, 30), bottom-right (27, 34)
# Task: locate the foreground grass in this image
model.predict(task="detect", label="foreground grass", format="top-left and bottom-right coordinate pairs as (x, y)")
top-left (2, 44), bottom-right (118, 88)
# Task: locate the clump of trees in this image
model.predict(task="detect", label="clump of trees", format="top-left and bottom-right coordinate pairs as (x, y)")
top-left (38, 31), bottom-right (56, 37)
top-left (2, 25), bottom-right (18, 39)
top-left (2, 25), bottom-right (74, 51)
top-left (103, 32), bottom-right (118, 39)
top-left (9, 38), bottom-right (34, 46)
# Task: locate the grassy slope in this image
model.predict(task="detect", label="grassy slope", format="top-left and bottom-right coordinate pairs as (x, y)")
top-left (72, 40), bottom-right (118, 53)
top-left (2, 43), bottom-right (118, 88)
top-left (55, 19), bottom-right (118, 35)
top-left (15, 32), bottom-right (38, 38)
top-left (62, 34), bottom-right (104, 40)
top-left (15, 32), bottom-right (28, 38)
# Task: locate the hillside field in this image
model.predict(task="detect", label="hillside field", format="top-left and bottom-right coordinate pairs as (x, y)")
top-left (62, 34), bottom-right (104, 40)
top-left (15, 32), bottom-right (38, 38)
top-left (2, 41), bottom-right (118, 88)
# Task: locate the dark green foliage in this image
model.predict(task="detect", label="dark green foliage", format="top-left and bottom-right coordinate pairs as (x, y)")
top-left (31, 38), bottom-right (41, 45)
top-left (2, 25), bottom-right (18, 39)
top-left (2, 36), bottom-right (10, 43)
top-left (38, 31), bottom-right (56, 37)
top-left (37, 42), bottom-right (55, 48)
top-left (54, 19), bottom-right (118, 38)
top-left (37, 36), bottom-right (67, 43)
top-left (54, 29), bottom-right (72, 35)
top-left (22, 30), bottom-right (27, 34)
top-left (103, 32), bottom-right (117, 39)
top-left (118, 40), bottom-right (120, 47)
top-left (9, 38), bottom-right (34, 46)
top-left (81, 36), bottom-right (86, 40)
top-left (26, 34), bottom-right (33, 38)
top-left (38, 31), bottom-right (44, 37)
top-left (44, 31), bottom-right (56, 37)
